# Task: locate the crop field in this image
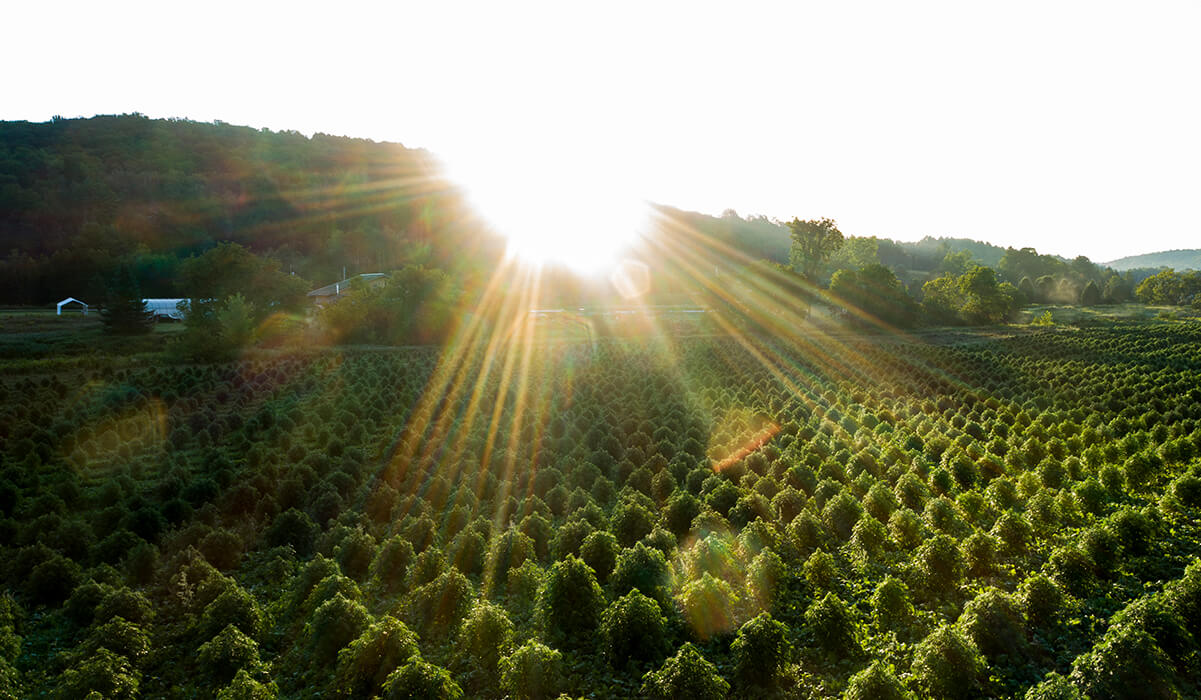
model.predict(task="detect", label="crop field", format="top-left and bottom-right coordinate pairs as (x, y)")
top-left (2, 320), bottom-right (1201, 698)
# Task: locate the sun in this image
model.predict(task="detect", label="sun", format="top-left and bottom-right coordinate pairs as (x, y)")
top-left (446, 146), bottom-right (650, 275)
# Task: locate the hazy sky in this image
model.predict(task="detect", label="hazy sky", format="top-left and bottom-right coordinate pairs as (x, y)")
top-left (6, 1), bottom-right (1199, 262)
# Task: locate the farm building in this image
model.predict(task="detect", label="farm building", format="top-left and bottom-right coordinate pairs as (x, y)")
top-left (56, 297), bottom-right (89, 315)
top-left (144, 299), bottom-right (188, 321)
top-left (307, 273), bottom-right (386, 307)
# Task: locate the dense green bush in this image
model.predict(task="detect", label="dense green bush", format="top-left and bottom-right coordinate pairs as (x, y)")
top-left (499, 641), bottom-right (563, 700)
top-left (844, 662), bottom-right (911, 700)
top-left (536, 556), bottom-right (605, 646)
top-left (381, 659), bottom-right (464, 700)
top-left (911, 625), bottom-right (984, 699)
top-left (307, 594), bottom-right (372, 663)
top-left (456, 601), bottom-right (514, 680)
top-left (641, 642), bottom-right (730, 700)
top-left (610, 543), bottom-right (673, 608)
top-left (679, 572), bottom-right (740, 641)
top-left (805, 592), bottom-right (860, 657)
top-left (601, 590), bottom-right (669, 667)
top-left (333, 616), bottom-right (419, 698)
top-left (1069, 624), bottom-right (1177, 699)
top-left (197, 624), bottom-right (262, 686)
top-left (731, 612), bottom-right (790, 689)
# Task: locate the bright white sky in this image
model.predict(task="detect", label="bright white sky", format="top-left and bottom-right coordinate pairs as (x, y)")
top-left (5, 1), bottom-right (1200, 263)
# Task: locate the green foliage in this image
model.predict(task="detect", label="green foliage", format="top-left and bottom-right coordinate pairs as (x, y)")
top-left (829, 265), bottom-right (919, 327)
top-left (381, 659), bottom-right (464, 700)
top-left (731, 612), bottom-right (790, 689)
top-left (845, 662), bottom-right (912, 700)
top-left (1069, 624), bottom-right (1178, 699)
top-left (641, 643), bottom-right (730, 700)
top-left (680, 572), bottom-right (740, 640)
top-left (536, 556), bottom-right (605, 646)
top-left (601, 590), bottom-right (669, 667)
top-left (872, 576), bottom-right (915, 634)
top-left (911, 625), bottom-right (984, 699)
top-left (216, 669), bottom-right (279, 700)
top-left (54, 647), bottom-right (140, 699)
top-left (99, 264), bottom-right (155, 335)
top-left (499, 641), bottom-right (564, 700)
top-left (805, 592), bottom-right (860, 657)
top-left (957, 589), bottom-right (1026, 663)
top-left (456, 600), bottom-right (514, 680)
top-left (334, 616), bottom-right (420, 698)
top-left (198, 625), bottom-right (262, 686)
top-left (610, 543), bottom-right (673, 608)
top-left (307, 594), bottom-right (372, 663)
top-left (578, 530), bottom-right (620, 583)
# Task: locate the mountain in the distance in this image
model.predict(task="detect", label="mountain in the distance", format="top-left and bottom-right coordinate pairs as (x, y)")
top-left (1104, 249), bottom-right (1201, 272)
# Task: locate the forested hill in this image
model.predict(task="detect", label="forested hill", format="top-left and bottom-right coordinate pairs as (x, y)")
top-left (1105, 249), bottom-right (1201, 272)
top-left (0, 114), bottom-right (501, 304)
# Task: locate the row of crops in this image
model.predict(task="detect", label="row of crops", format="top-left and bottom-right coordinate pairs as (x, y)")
top-left (1, 321), bottom-right (1200, 697)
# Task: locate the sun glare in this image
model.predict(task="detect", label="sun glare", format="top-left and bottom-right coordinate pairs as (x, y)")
top-left (447, 148), bottom-right (650, 275)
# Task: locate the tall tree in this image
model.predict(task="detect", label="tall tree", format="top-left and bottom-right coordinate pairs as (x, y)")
top-left (100, 265), bottom-right (154, 335)
top-left (787, 218), bottom-right (844, 283)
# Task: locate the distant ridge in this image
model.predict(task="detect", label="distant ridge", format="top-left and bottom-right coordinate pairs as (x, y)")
top-left (1104, 249), bottom-right (1201, 271)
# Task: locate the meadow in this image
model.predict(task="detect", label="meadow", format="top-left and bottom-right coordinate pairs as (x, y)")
top-left (1, 317), bottom-right (1200, 698)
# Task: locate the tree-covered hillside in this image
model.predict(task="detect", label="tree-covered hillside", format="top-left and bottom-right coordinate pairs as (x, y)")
top-left (0, 115), bottom-right (501, 305)
top-left (1105, 249), bottom-right (1201, 272)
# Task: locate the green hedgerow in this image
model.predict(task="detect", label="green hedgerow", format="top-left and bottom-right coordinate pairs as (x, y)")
top-left (499, 641), bottom-right (563, 700)
top-left (601, 590), bottom-right (668, 667)
top-left (641, 642), bottom-right (729, 700)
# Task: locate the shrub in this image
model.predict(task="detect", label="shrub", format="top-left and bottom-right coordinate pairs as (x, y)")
top-left (611, 500), bottom-right (656, 547)
top-left (307, 594), bottom-right (372, 663)
top-left (550, 518), bottom-right (594, 560)
top-left (371, 536), bottom-right (415, 594)
top-left (957, 589), bottom-right (1026, 663)
top-left (610, 543), bottom-right (672, 608)
top-left (803, 549), bottom-right (839, 591)
top-left (887, 508), bottom-right (924, 550)
top-left (82, 616), bottom-right (150, 666)
top-left (485, 528), bottom-right (536, 592)
top-left (579, 530), bottom-right (620, 583)
top-left (1023, 672), bottom-right (1081, 700)
top-left (914, 534), bottom-right (965, 597)
top-left (65, 581), bottom-right (108, 627)
top-left (28, 554), bottom-right (81, 605)
top-left (408, 569), bottom-right (475, 636)
top-left (197, 624), bottom-right (261, 686)
top-left (1047, 546), bottom-right (1094, 597)
top-left (265, 508), bottom-right (318, 556)
top-left (680, 572), bottom-right (740, 640)
top-left (1108, 594), bottom-right (1196, 668)
top-left (872, 576), bottom-right (915, 634)
top-left (381, 659), bottom-right (464, 700)
top-left (536, 556), bottom-right (604, 646)
top-left (747, 548), bottom-right (785, 612)
top-left (199, 585), bottom-right (265, 641)
top-left (216, 669), bottom-right (278, 700)
top-left (601, 590), bottom-right (668, 667)
top-left (1069, 624), bottom-right (1177, 699)
top-left (334, 615), bottom-right (420, 698)
top-left (457, 601), bottom-right (514, 679)
top-left (95, 587), bottom-right (153, 626)
top-left (845, 662), bottom-right (911, 700)
top-left (199, 529), bottom-right (244, 572)
top-left (805, 592), bottom-right (860, 657)
top-left (911, 625), bottom-right (983, 699)
top-left (1019, 574), bottom-right (1065, 629)
top-left (731, 613), bottom-right (790, 689)
top-left (499, 641), bottom-right (563, 700)
top-left (822, 491), bottom-right (863, 540)
top-left (53, 647), bottom-right (140, 699)
top-left (641, 642), bottom-right (730, 700)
